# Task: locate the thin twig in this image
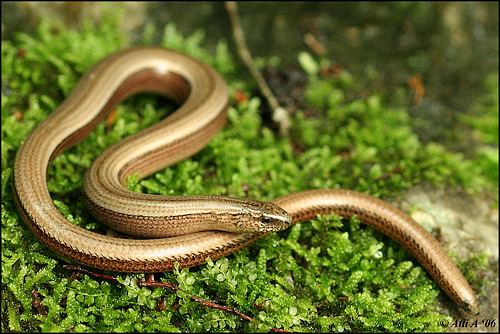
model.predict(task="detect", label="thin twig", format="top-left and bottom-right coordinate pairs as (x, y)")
top-left (225, 1), bottom-right (290, 135)
top-left (139, 280), bottom-right (252, 321)
top-left (137, 279), bottom-right (178, 291)
top-left (64, 265), bottom-right (288, 333)
top-left (63, 264), bottom-right (119, 283)
top-left (138, 280), bottom-right (288, 333)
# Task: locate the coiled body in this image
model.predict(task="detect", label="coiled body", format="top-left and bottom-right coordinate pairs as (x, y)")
top-left (13, 47), bottom-right (478, 313)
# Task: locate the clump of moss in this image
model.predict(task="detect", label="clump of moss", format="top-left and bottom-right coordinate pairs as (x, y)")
top-left (459, 74), bottom-right (499, 186)
top-left (1, 9), bottom-right (495, 332)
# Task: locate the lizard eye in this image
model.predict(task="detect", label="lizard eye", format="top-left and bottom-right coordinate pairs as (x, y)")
top-left (261, 216), bottom-right (273, 225)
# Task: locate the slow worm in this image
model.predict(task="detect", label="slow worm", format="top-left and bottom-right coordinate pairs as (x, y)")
top-left (13, 47), bottom-right (478, 313)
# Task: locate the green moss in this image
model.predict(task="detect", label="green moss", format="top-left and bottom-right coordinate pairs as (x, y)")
top-left (459, 74), bottom-right (499, 185)
top-left (1, 10), bottom-right (496, 332)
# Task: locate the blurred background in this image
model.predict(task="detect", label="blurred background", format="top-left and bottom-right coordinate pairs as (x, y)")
top-left (2, 2), bottom-right (498, 153)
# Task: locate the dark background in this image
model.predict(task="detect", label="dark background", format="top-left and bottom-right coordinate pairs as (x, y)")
top-left (2, 2), bottom-right (498, 150)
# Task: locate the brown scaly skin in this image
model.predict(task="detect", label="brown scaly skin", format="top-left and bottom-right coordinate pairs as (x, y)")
top-left (13, 47), bottom-right (479, 314)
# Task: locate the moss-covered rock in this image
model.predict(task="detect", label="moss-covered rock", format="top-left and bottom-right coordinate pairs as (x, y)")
top-left (1, 10), bottom-right (496, 332)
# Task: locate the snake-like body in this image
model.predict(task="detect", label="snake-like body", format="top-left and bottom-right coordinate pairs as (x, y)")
top-left (13, 47), bottom-right (478, 313)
